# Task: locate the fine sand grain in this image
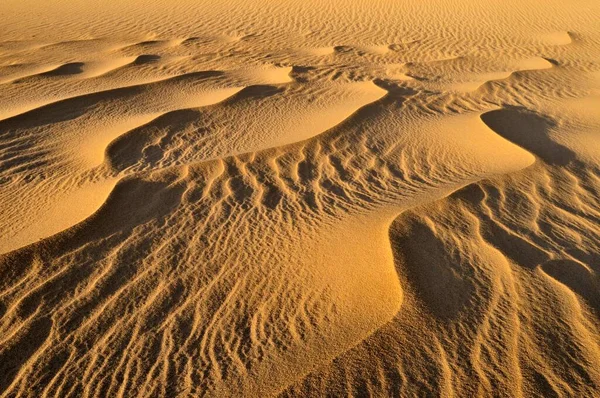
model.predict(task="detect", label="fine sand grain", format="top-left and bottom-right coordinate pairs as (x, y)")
top-left (1, 0), bottom-right (599, 396)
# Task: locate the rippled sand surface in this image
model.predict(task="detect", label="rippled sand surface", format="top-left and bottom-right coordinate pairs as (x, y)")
top-left (1, 0), bottom-right (600, 396)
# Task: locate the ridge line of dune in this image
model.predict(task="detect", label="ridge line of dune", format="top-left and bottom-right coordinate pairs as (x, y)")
top-left (275, 107), bottom-right (540, 394)
top-left (0, 80), bottom-right (386, 255)
top-left (0, 71), bottom-right (230, 123)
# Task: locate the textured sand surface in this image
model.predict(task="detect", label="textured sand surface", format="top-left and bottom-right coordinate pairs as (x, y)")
top-left (1, 0), bottom-right (600, 396)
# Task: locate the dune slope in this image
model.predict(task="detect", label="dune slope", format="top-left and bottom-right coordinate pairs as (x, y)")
top-left (1, 0), bottom-right (599, 396)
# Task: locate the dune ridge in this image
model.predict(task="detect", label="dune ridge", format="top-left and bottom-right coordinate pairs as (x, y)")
top-left (1, 0), bottom-right (599, 396)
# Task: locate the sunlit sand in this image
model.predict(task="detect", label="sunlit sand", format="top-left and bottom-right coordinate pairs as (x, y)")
top-left (1, 0), bottom-right (599, 396)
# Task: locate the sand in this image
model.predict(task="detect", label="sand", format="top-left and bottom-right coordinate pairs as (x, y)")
top-left (0, 0), bottom-right (599, 396)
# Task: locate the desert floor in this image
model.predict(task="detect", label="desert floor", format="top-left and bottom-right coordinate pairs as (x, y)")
top-left (1, 0), bottom-right (600, 396)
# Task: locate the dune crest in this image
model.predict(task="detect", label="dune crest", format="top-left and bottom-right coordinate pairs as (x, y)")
top-left (1, 0), bottom-right (600, 396)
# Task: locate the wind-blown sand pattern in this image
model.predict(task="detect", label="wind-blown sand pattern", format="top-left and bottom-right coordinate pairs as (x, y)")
top-left (1, 0), bottom-right (599, 396)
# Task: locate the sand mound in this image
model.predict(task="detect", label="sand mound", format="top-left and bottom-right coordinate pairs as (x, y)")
top-left (1, 0), bottom-right (600, 396)
top-left (538, 31), bottom-right (574, 46)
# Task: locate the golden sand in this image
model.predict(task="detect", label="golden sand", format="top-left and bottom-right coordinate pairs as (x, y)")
top-left (1, 0), bottom-right (599, 396)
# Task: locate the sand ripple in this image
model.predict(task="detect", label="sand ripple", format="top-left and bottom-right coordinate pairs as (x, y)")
top-left (1, 0), bottom-right (600, 396)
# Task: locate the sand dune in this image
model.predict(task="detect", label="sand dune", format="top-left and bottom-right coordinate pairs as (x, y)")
top-left (1, 0), bottom-right (599, 396)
